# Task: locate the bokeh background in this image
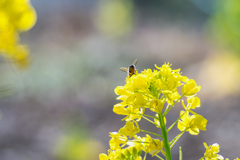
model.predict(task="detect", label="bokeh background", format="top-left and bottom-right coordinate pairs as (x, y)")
top-left (1, 0), bottom-right (240, 159)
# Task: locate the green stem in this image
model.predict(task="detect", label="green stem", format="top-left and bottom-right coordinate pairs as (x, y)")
top-left (170, 131), bottom-right (183, 145)
top-left (142, 116), bottom-right (156, 125)
top-left (158, 113), bottom-right (172, 160)
top-left (155, 154), bottom-right (164, 160)
top-left (142, 113), bottom-right (157, 119)
top-left (163, 95), bottom-right (184, 117)
top-left (179, 147), bottom-right (182, 160)
top-left (167, 110), bottom-right (186, 132)
top-left (170, 130), bottom-right (185, 148)
top-left (135, 90), bottom-right (153, 99)
top-left (140, 129), bottom-right (163, 139)
top-left (143, 152), bottom-right (147, 160)
top-left (164, 103), bottom-right (170, 114)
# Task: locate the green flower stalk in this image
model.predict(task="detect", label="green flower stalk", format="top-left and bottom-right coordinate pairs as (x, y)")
top-left (100, 62), bottom-right (209, 160)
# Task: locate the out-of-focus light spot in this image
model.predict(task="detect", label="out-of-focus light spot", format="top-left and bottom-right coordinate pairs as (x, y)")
top-left (53, 133), bottom-right (106, 160)
top-left (94, 0), bottom-right (134, 38)
top-left (198, 51), bottom-right (240, 99)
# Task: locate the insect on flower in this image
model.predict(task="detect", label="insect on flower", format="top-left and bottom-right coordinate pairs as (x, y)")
top-left (120, 59), bottom-right (138, 77)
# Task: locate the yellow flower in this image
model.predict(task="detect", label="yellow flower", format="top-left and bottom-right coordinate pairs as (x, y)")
top-left (113, 104), bottom-right (143, 121)
top-left (234, 158), bottom-right (240, 160)
top-left (182, 96), bottom-right (201, 110)
top-left (99, 153), bottom-right (109, 160)
top-left (155, 63), bottom-right (180, 78)
top-left (164, 90), bottom-right (181, 105)
top-left (182, 79), bottom-right (201, 97)
top-left (115, 86), bottom-right (129, 95)
top-left (109, 132), bottom-right (128, 150)
top-left (142, 68), bottom-right (157, 82)
top-left (99, 146), bottom-right (142, 160)
top-left (149, 97), bottom-right (165, 113)
top-left (187, 96), bottom-right (201, 109)
top-left (201, 142), bottom-right (224, 160)
top-left (126, 93), bottom-right (146, 108)
top-left (113, 103), bottom-right (129, 115)
top-left (177, 111), bottom-right (207, 135)
top-left (109, 62), bottom-right (210, 159)
top-left (108, 149), bottom-right (122, 160)
top-left (119, 121), bottom-right (140, 138)
top-left (101, 149), bottom-right (122, 160)
top-left (0, 0), bottom-right (36, 68)
top-left (0, 0), bottom-right (37, 31)
top-left (155, 63), bottom-right (183, 104)
top-left (114, 62), bottom-right (200, 122)
top-left (122, 146), bottom-right (142, 160)
top-left (141, 134), bottom-right (163, 156)
top-left (130, 74), bottom-right (149, 91)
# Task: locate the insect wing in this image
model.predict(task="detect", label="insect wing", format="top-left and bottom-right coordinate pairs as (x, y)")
top-left (120, 67), bottom-right (128, 73)
top-left (120, 59), bottom-right (138, 77)
top-left (132, 59), bottom-right (138, 66)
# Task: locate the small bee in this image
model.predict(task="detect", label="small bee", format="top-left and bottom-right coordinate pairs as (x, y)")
top-left (120, 59), bottom-right (138, 77)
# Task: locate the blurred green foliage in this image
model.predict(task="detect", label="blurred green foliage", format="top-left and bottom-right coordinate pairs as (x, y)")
top-left (208, 0), bottom-right (240, 55)
top-left (54, 129), bottom-right (104, 160)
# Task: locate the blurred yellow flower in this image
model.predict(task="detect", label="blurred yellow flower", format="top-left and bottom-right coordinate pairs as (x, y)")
top-left (198, 53), bottom-right (240, 99)
top-left (99, 153), bottom-right (108, 160)
top-left (0, 0), bottom-right (36, 68)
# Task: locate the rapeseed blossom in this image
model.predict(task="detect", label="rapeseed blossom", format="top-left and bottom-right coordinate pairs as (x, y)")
top-left (177, 111), bottom-right (207, 135)
top-left (182, 79), bottom-right (201, 97)
top-left (109, 132), bottom-right (128, 150)
top-left (0, 0), bottom-right (36, 68)
top-left (200, 142), bottom-right (224, 160)
top-left (100, 62), bottom-right (208, 160)
top-left (119, 121), bottom-right (140, 138)
top-left (99, 146), bottom-right (142, 160)
top-left (140, 134), bottom-right (163, 156)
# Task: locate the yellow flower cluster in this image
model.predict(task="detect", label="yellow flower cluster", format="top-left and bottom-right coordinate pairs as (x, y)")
top-left (0, 0), bottom-right (36, 68)
top-left (100, 63), bottom-right (208, 159)
top-left (114, 63), bottom-right (206, 135)
top-left (200, 142), bottom-right (224, 160)
top-left (99, 146), bottom-right (142, 160)
top-left (200, 142), bottom-right (240, 160)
